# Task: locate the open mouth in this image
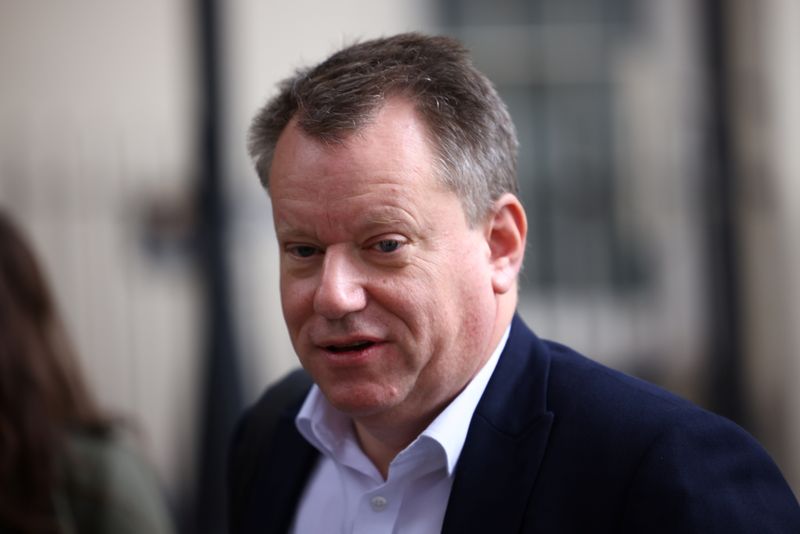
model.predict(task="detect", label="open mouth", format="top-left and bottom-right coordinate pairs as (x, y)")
top-left (325, 340), bottom-right (377, 354)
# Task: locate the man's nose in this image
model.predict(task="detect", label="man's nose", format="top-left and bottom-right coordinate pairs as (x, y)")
top-left (313, 245), bottom-right (367, 320)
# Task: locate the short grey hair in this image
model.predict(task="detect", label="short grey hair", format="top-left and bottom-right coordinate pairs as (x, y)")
top-left (248, 32), bottom-right (519, 225)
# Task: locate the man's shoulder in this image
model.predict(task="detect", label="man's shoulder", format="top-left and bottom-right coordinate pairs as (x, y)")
top-left (545, 341), bottom-right (698, 413)
top-left (541, 339), bottom-right (737, 439)
top-left (504, 317), bottom-right (713, 429)
top-left (535, 338), bottom-right (796, 499)
top-left (509, 336), bottom-right (799, 531)
top-left (490, 316), bottom-right (727, 441)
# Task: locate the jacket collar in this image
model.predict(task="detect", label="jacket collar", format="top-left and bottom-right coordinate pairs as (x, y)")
top-left (243, 315), bottom-right (553, 534)
top-left (442, 314), bottom-right (554, 533)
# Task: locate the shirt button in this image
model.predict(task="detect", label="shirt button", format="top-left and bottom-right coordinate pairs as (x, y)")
top-left (370, 495), bottom-right (388, 512)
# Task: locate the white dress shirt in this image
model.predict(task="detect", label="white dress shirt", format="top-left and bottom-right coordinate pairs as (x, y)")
top-left (290, 327), bottom-right (510, 534)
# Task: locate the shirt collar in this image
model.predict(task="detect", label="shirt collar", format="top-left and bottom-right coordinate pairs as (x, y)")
top-left (295, 325), bottom-right (511, 476)
top-left (421, 326), bottom-right (509, 474)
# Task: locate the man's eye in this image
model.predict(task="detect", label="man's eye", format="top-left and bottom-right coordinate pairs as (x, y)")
top-left (288, 245), bottom-right (319, 258)
top-left (374, 239), bottom-right (402, 253)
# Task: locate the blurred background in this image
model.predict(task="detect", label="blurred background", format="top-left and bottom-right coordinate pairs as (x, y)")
top-left (1, 0), bottom-right (798, 531)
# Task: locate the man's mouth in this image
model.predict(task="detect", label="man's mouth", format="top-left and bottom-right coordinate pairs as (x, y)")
top-left (325, 340), bottom-right (377, 354)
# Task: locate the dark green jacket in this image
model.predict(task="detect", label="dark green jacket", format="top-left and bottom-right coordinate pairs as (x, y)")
top-left (2, 429), bottom-right (175, 534)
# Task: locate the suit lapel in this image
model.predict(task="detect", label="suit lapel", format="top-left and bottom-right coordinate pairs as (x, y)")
top-left (442, 316), bottom-right (554, 534)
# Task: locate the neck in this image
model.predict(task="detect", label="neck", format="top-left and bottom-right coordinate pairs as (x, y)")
top-left (352, 293), bottom-right (517, 479)
top-left (353, 419), bottom-right (422, 479)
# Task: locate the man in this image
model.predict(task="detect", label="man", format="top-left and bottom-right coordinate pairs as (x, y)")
top-left (229, 33), bottom-right (799, 533)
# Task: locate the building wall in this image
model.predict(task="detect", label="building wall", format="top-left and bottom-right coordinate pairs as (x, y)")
top-left (0, 0), bottom-right (436, 504)
top-left (0, 0), bottom-right (199, 500)
top-left (735, 0), bottom-right (800, 493)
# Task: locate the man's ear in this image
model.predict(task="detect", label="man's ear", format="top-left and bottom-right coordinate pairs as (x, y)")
top-left (484, 193), bottom-right (527, 294)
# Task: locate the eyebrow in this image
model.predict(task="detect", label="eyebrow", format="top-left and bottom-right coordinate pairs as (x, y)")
top-left (276, 209), bottom-right (420, 240)
top-left (361, 211), bottom-right (413, 227)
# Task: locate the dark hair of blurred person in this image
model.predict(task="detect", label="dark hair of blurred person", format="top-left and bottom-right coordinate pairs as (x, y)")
top-left (0, 210), bottom-right (174, 533)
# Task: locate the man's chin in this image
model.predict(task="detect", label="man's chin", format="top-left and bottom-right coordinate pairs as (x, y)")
top-left (319, 382), bottom-right (400, 418)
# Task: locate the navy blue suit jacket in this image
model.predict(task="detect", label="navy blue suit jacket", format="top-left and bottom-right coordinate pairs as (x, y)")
top-left (230, 315), bottom-right (800, 533)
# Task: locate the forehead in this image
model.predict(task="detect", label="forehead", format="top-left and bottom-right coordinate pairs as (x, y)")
top-left (278, 97), bottom-right (433, 174)
top-left (268, 99), bottom-right (467, 237)
top-left (270, 99), bottom-right (446, 203)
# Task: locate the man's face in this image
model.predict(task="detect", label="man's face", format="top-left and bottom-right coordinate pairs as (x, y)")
top-left (269, 98), bottom-right (500, 428)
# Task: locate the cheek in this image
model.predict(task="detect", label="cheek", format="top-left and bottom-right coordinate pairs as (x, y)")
top-left (280, 277), bottom-right (316, 333)
top-left (437, 248), bottom-right (495, 326)
top-left (383, 279), bottom-right (460, 351)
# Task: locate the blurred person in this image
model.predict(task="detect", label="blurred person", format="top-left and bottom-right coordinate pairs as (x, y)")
top-left (0, 210), bottom-right (175, 534)
top-left (228, 33), bottom-right (800, 533)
